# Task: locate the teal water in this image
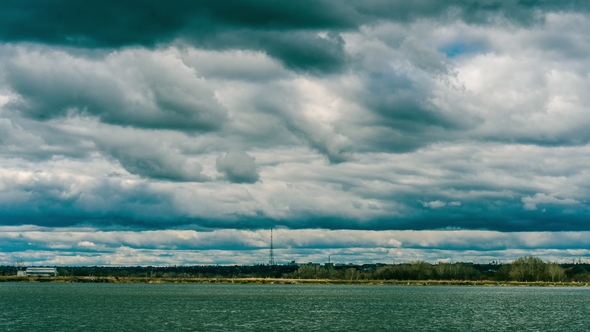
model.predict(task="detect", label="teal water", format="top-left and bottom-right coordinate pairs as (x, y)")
top-left (0, 283), bottom-right (588, 331)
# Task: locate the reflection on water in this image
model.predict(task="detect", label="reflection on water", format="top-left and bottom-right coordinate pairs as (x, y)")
top-left (1, 283), bottom-right (589, 331)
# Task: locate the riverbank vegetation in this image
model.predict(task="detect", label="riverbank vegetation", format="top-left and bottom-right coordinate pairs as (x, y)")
top-left (1, 256), bottom-right (588, 284)
top-left (285, 256), bottom-right (585, 282)
top-left (1, 276), bottom-right (589, 287)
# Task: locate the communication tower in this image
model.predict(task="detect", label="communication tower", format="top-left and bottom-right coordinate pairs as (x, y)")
top-left (269, 228), bottom-right (275, 265)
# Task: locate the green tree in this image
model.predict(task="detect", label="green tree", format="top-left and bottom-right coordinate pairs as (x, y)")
top-left (374, 266), bottom-right (395, 280)
top-left (434, 263), bottom-right (480, 280)
top-left (493, 264), bottom-right (511, 281)
top-left (409, 261), bottom-right (433, 280)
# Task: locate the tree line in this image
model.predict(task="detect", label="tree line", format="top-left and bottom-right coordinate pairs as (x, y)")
top-left (1, 256), bottom-right (589, 282)
top-left (289, 256), bottom-right (588, 282)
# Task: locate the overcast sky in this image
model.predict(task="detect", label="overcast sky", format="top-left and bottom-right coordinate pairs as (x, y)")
top-left (1, 0), bottom-right (590, 266)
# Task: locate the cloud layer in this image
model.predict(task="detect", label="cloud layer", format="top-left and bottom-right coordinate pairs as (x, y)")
top-left (3, 227), bottom-right (590, 266)
top-left (1, 1), bottom-right (590, 264)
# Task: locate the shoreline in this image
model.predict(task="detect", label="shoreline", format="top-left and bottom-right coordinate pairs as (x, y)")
top-left (0, 276), bottom-right (588, 286)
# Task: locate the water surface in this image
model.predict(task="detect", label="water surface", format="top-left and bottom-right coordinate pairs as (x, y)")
top-left (1, 283), bottom-right (588, 331)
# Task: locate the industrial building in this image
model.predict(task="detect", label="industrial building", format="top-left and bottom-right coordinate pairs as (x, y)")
top-left (21, 267), bottom-right (58, 277)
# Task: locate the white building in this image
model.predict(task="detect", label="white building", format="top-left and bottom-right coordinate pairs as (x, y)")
top-left (24, 267), bottom-right (57, 276)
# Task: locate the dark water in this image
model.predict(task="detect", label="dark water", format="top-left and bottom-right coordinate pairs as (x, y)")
top-left (1, 283), bottom-right (588, 331)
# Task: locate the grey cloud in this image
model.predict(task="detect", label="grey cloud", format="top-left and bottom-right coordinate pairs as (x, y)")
top-left (1, 140), bottom-right (590, 232)
top-left (262, 143), bottom-right (590, 232)
top-left (179, 49), bottom-right (291, 82)
top-left (323, 27), bottom-right (477, 154)
top-left (242, 83), bottom-right (355, 163)
top-left (400, 37), bottom-right (456, 76)
top-left (337, 14), bottom-right (590, 152)
top-left (354, 0), bottom-right (589, 26)
top-left (86, 125), bottom-right (210, 182)
top-left (286, 121), bottom-right (355, 164)
top-left (0, 114), bottom-right (93, 161)
top-left (216, 150), bottom-right (260, 184)
top-left (364, 75), bottom-right (455, 130)
top-left (2, 46), bottom-right (227, 131)
top-left (332, 71), bottom-right (470, 154)
top-left (0, 119), bottom-right (9, 142)
top-left (98, 143), bottom-right (209, 182)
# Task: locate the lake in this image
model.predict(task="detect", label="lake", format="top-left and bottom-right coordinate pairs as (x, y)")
top-left (1, 283), bottom-right (588, 331)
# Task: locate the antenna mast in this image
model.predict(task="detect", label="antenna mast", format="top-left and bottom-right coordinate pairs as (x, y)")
top-left (269, 228), bottom-right (275, 265)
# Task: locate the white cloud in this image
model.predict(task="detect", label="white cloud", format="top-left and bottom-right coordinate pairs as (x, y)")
top-left (522, 193), bottom-right (580, 211)
top-left (2, 227), bottom-right (590, 265)
top-left (420, 200), bottom-right (447, 209)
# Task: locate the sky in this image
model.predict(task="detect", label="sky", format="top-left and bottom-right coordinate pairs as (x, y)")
top-left (1, 0), bottom-right (590, 266)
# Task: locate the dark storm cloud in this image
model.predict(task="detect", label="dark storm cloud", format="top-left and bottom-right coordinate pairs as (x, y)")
top-left (262, 193), bottom-right (590, 232)
top-left (0, 0), bottom-right (587, 73)
top-left (0, 0), bottom-right (356, 73)
top-left (0, 178), bottom-right (180, 228)
top-left (255, 31), bottom-right (348, 74)
top-left (375, 198), bottom-right (590, 232)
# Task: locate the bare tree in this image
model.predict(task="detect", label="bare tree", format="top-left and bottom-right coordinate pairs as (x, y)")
top-left (546, 262), bottom-right (565, 282)
top-left (509, 256), bottom-right (546, 282)
top-left (344, 268), bottom-right (358, 281)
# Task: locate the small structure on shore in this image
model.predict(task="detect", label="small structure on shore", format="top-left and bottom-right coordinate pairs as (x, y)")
top-left (16, 260), bottom-right (26, 276)
top-left (23, 267), bottom-right (58, 277)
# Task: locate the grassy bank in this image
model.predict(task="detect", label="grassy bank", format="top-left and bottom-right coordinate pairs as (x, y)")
top-left (1, 276), bottom-right (589, 286)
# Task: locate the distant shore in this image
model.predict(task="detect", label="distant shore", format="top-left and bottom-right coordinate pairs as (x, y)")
top-left (1, 276), bottom-right (589, 286)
